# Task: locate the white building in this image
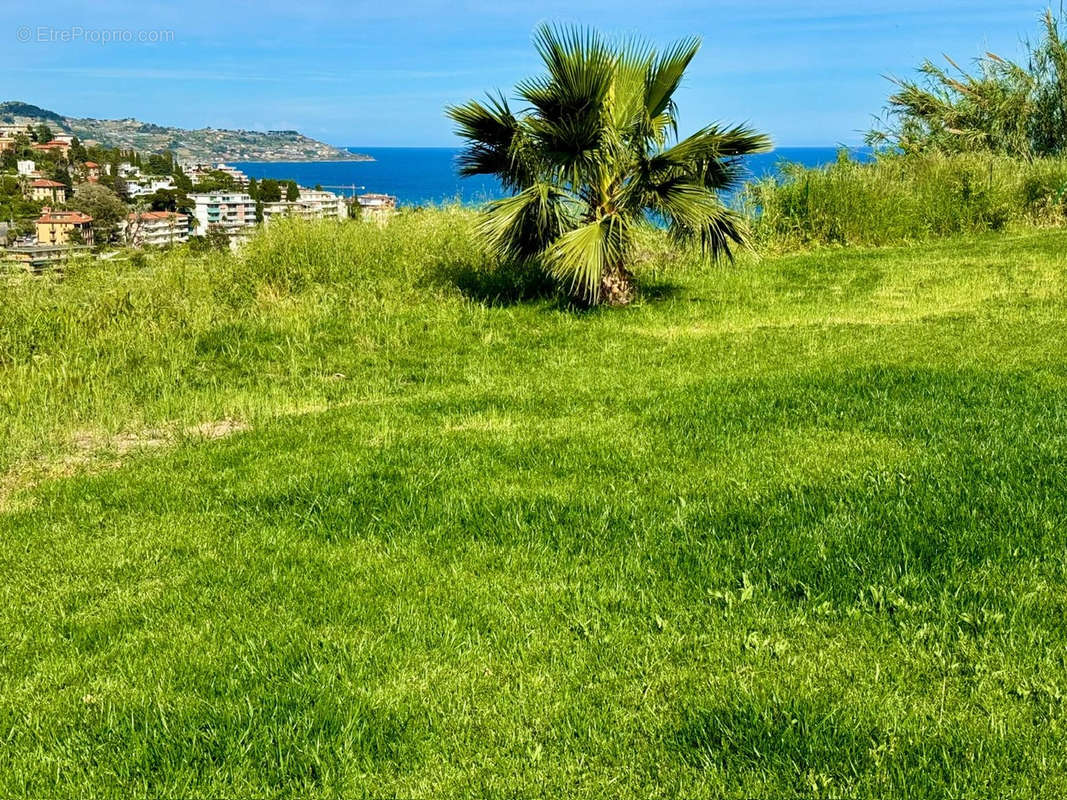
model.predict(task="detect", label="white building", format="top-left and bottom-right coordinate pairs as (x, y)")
top-left (356, 193), bottom-right (397, 224)
top-left (214, 163), bottom-right (249, 187)
top-left (16, 160), bottom-right (36, 176)
top-left (122, 211), bottom-right (191, 247)
top-left (261, 187), bottom-right (347, 224)
top-left (188, 192), bottom-right (257, 237)
top-left (299, 188), bottom-right (348, 219)
top-left (126, 177), bottom-right (177, 198)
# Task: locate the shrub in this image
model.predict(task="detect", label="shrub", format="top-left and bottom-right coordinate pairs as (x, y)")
top-left (743, 151), bottom-right (1067, 249)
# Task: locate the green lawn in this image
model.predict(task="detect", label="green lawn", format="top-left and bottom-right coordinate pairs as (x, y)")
top-left (2, 215), bottom-right (1066, 797)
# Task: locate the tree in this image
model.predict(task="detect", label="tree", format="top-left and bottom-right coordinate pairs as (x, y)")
top-left (51, 164), bottom-right (72, 189)
top-left (13, 132), bottom-right (31, 158)
top-left (446, 25), bottom-right (770, 305)
top-left (285, 180), bottom-right (299, 201)
top-left (172, 164), bottom-right (193, 193)
top-left (147, 152), bottom-right (174, 175)
top-left (111, 174), bottom-right (130, 201)
top-left (146, 188), bottom-right (190, 212)
top-left (258, 178), bottom-right (281, 202)
top-left (69, 183), bottom-right (127, 245)
top-left (69, 137), bottom-right (88, 164)
top-left (867, 9), bottom-right (1067, 158)
top-left (33, 123), bottom-right (53, 143)
top-left (192, 170), bottom-right (238, 193)
top-left (205, 225), bottom-right (230, 251)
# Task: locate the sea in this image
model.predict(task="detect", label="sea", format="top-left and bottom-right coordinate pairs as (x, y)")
top-left (234, 146), bottom-right (869, 207)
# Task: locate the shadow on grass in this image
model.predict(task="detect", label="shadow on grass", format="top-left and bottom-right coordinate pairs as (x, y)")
top-left (442, 258), bottom-right (560, 308)
top-left (634, 278), bottom-right (685, 302)
top-left (443, 258), bottom-right (687, 311)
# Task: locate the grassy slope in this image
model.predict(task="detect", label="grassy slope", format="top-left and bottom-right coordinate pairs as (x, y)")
top-left (1, 214), bottom-right (1066, 797)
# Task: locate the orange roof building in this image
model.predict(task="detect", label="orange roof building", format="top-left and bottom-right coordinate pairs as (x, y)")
top-left (29, 178), bottom-right (70, 202)
top-left (81, 161), bottom-right (101, 182)
top-left (36, 208), bottom-right (94, 246)
top-left (31, 139), bottom-right (72, 157)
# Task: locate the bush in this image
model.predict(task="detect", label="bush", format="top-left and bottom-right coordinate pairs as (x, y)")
top-left (742, 151), bottom-right (1067, 249)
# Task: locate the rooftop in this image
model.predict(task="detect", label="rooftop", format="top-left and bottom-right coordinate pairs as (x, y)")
top-left (128, 211), bottom-right (189, 221)
top-left (38, 209), bottom-right (93, 224)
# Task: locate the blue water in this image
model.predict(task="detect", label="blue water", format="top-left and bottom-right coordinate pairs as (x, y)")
top-left (234, 146), bottom-right (869, 207)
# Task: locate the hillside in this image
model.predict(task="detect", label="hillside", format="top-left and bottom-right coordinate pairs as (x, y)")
top-left (0, 101), bottom-right (370, 162)
top-left (2, 213), bottom-right (1066, 795)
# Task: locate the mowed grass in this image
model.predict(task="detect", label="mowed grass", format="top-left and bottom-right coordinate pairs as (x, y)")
top-left (2, 212), bottom-right (1067, 797)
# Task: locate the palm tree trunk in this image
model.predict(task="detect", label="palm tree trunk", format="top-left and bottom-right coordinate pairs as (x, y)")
top-left (599, 262), bottom-right (635, 306)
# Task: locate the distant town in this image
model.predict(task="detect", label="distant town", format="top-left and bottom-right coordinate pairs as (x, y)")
top-left (0, 101), bottom-right (373, 163)
top-left (0, 122), bottom-right (397, 270)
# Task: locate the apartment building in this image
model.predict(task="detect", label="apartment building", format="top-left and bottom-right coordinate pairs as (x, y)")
top-left (214, 163), bottom-right (249, 187)
top-left (122, 211), bottom-right (191, 247)
top-left (36, 208), bottom-right (94, 246)
top-left (188, 192), bottom-right (257, 237)
top-left (356, 193), bottom-right (398, 224)
top-left (261, 187), bottom-right (347, 223)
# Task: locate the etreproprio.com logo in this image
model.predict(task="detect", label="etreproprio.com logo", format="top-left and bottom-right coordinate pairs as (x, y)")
top-left (16, 26), bottom-right (175, 44)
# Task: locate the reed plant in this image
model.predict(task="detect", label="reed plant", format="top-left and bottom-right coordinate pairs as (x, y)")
top-left (743, 150), bottom-right (1067, 249)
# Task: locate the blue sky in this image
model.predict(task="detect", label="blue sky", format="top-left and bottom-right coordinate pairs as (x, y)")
top-left (1, 0), bottom-right (1048, 147)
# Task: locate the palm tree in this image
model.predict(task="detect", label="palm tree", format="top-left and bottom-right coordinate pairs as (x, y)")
top-left (446, 25), bottom-right (771, 306)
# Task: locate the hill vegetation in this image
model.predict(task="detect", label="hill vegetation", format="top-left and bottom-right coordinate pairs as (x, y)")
top-left (0, 101), bottom-right (369, 162)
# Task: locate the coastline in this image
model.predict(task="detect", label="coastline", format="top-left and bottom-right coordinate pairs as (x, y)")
top-left (232, 156), bottom-right (375, 164)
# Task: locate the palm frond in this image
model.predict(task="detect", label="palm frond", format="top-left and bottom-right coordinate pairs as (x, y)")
top-left (479, 182), bottom-right (579, 260)
top-left (446, 94), bottom-right (532, 189)
top-left (545, 214), bottom-right (628, 302)
top-left (520, 25), bottom-right (615, 115)
top-left (640, 177), bottom-right (749, 260)
top-left (651, 123), bottom-right (772, 169)
top-left (645, 37), bottom-right (701, 119)
top-left (610, 35), bottom-right (655, 135)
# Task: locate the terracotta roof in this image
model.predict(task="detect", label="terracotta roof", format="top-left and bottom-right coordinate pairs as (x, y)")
top-left (83, 161), bottom-right (99, 168)
top-left (38, 210), bottom-right (93, 224)
top-left (31, 179), bottom-right (67, 188)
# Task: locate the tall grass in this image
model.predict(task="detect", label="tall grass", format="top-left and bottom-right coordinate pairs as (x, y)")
top-left (744, 151), bottom-right (1067, 249)
top-left (3, 217), bottom-right (1067, 795)
top-left (0, 209), bottom-right (499, 478)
